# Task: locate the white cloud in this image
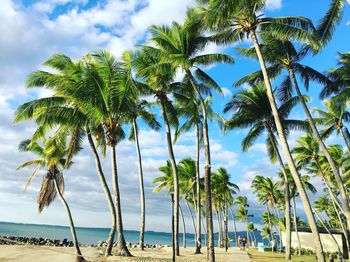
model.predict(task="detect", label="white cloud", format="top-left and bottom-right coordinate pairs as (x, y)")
top-left (222, 87), bottom-right (232, 98)
top-left (266, 0), bottom-right (282, 10)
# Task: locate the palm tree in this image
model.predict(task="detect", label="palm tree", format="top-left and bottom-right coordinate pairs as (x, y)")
top-left (247, 222), bottom-right (257, 247)
top-left (201, 1), bottom-right (324, 259)
top-left (295, 137), bottom-right (350, 257)
top-left (148, 9), bottom-right (234, 259)
top-left (292, 134), bottom-right (345, 219)
top-left (236, 38), bottom-right (350, 235)
top-left (133, 47), bottom-right (181, 255)
top-left (16, 54), bottom-right (118, 256)
top-left (314, 100), bottom-right (350, 152)
top-left (123, 56), bottom-right (162, 250)
top-left (17, 137), bottom-right (85, 262)
top-left (153, 161), bottom-right (189, 249)
top-left (224, 83), bottom-right (308, 258)
top-left (278, 166), bottom-right (317, 256)
top-left (252, 176), bottom-right (282, 247)
top-left (321, 52), bottom-right (350, 102)
top-left (174, 89), bottom-right (222, 254)
top-left (177, 158), bottom-right (198, 248)
top-left (234, 196), bottom-right (252, 246)
top-left (211, 168), bottom-right (239, 250)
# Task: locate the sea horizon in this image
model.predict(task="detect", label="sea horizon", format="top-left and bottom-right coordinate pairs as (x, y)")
top-left (0, 221), bottom-right (263, 246)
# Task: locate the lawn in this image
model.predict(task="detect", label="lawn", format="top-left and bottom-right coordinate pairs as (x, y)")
top-left (247, 248), bottom-right (317, 262)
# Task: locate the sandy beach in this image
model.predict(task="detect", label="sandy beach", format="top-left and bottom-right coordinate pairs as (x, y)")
top-left (0, 246), bottom-right (249, 262)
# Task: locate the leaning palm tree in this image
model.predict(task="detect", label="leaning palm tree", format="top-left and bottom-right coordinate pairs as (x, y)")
top-left (278, 165), bottom-right (317, 256)
top-left (200, 0), bottom-right (324, 259)
top-left (17, 136), bottom-right (85, 262)
top-left (132, 47), bottom-right (181, 255)
top-left (235, 37), bottom-right (350, 235)
top-left (224, 83), bottom-right (309, 257)
top-left (148, 9), bottom-right (234, 259)
top-left (313, 100), bottom-right (350, 152)
top-left (16, 54), bottom-right (118, 256)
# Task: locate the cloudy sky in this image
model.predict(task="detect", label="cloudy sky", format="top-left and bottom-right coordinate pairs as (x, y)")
top-left (0, 0), bottom-right (349, 234)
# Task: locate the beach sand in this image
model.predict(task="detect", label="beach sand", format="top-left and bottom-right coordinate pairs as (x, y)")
top-left (0, 245), bottom-right (249, 262)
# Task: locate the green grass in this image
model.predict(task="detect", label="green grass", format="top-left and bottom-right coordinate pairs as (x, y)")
top-left (247, 248), bottom-right (317, 262)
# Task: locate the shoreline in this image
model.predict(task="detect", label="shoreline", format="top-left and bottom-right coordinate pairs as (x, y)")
top-left (0, 245), bottom-right (243, 262)
top-left (0, 235), bottom-right (170, 249)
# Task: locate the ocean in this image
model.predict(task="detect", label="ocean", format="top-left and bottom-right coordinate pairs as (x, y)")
top-left (0, 221), bottom-right (263, 246)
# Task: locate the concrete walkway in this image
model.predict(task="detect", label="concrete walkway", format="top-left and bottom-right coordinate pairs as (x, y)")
top-left (229, 247), bottom-right (251, 262)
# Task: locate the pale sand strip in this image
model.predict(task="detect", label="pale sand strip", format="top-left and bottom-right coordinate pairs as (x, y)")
top-left (0, 246), bottom-right (251, 262)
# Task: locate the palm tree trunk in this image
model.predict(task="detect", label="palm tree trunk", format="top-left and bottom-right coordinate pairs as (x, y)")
top-left (87, 132), bottom-right (116, 256)
top-left (250, 30), bottom-right (324, 262)
top-left (229, 207), bottom-right (238, 247)
top-left (159, 97), bottom-right (180, 256)
top-left (132, 119), bottom-right (146, 250)
top-left (327, 185), bottom-right (350, 258)
top-left (202, 218), bottom-right (207, 247)
top-left (179, 204), bottom-right (187, 248)
top-left (224, 204), bottom-right (228, 252)
top-left (313, 209), bottom-right (342, 254)
top-left (53, 176), bottom-right (85, 262)
top-left (111, 145), bottom-right (132, 257)
top-left (266, 207), bottom-right (275, 251)
top-left (315, 161), bottom-right (345, 214)
top-left (292, 198), bottom-right (302, 256)
top-left (215, 208), bottom-right (222, 248)
top-left (187, 70), bottom-right (215, 261)
top-left (267, 125), bottom-right (291, 259)
top-left (340, 128), bottom-right (350, 153)
top-left (289, 67), bottom-right (350, 232)
top-left (185, 199), bottom-right (196, 245)
top-left (195, 123), bottom-right (202, 254)
top-left (246, 220), bottom-right (250, 248)
top-left (274, 207), bottom-right (283, 250)
top-left (252, 231), bottom-right (257, 247)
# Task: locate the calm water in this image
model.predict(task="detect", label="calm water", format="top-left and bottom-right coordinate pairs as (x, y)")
top-left (0, 221), bottom-right (263, 246)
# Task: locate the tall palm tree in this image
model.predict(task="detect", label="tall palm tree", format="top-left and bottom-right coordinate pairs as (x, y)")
top-left (133, 47), bottom-right (181, 255)
top-left (235, 38), bottom-right (350, 235)
top-left (314, 100), bottom-right (350, 152)
top-left (201, 1), bottom-right (324, 259)
top-left (174, 88), bottom-right (222, 254)
top-left (16, 54), bottom-right (118, 256)
top-left (224, 83), bottom-right (309, 258)
top-left (123, 55), bottom-right (161, 249)
top-left (17, 137), bottom-right (85, 262)
top-left (148, 9), bottom-right (234, 260)
top-left (278, 165), bottom-right (317, 256)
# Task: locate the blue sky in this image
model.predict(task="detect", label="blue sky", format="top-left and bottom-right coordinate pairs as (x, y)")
top-left (0, 0), bottom-right (349, 233)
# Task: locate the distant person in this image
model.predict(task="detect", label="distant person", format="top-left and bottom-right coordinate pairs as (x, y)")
top-left (237, 236), bottom-right (241, 249)
top-left (242, 235), bottom-right (247, 250)
top-left (329, 252), bottom-right (334, 262)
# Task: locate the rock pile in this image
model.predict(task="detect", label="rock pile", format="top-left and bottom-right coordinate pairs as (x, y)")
top-left (0, 236), bottom-right (75, 247)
